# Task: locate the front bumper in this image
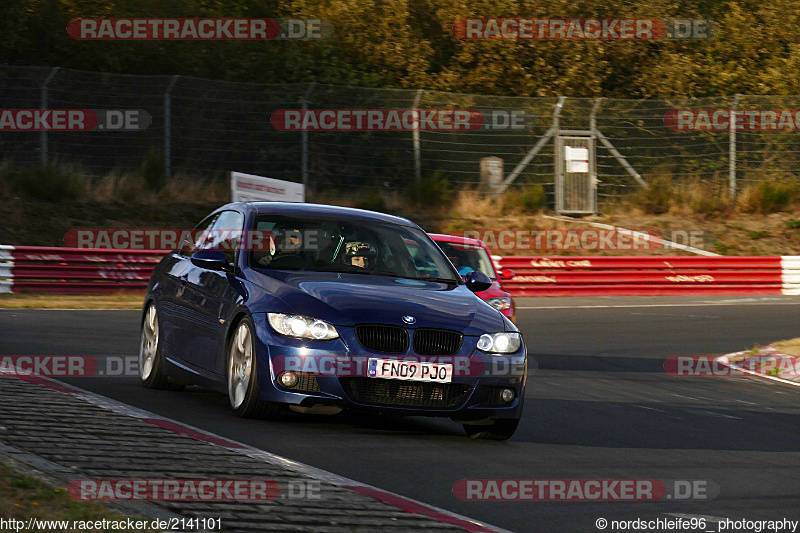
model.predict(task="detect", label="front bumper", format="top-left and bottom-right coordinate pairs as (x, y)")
top-left (250, 314), bottom-right (527, 421)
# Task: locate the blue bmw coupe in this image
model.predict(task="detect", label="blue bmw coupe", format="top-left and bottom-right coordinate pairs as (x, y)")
top-left (139, 202), bottom-right (526, 440)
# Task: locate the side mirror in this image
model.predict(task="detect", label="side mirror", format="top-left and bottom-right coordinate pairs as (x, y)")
top-left (500, 269), bottom-right (515, 280)
top-left (464, 271), bottom-right (492, 293)
top-left (191, 250), bottom-right (231, 271)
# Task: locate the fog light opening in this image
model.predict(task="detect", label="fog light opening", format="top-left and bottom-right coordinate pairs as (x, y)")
top-left (501, 388), bottom-right (515, 403)
top-left (279, 371), bottom-right (298, 388)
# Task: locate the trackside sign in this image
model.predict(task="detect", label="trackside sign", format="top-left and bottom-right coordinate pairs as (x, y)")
top-left (230, 171), bottom-right (304, 202)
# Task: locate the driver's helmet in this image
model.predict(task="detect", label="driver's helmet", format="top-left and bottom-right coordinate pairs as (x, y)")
top-left (343, 241), bottom-right (377, 268)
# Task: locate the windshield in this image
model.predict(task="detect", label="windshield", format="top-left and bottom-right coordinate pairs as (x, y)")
top-left (248, 215), bottom-right (459, 282)
top-left (434, 240), bottom-right (497, 280)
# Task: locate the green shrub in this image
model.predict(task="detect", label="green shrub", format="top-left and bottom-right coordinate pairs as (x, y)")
top-left (2, 162), bottom-right (85, 202)
top-left (737, 179), bottom-right (800, 213)
top-left (139, 148), bottom-right (166, 192)
top-left (755, 179), bottom-right (799, 213)
top-left (633, 177), bottom-right (673, 214)
top-left (503, 184), bottom-right (546, 213)
top-left (0, 162), bottom-right (13, 200)
top-left (353, 190), bottom-right (387, 212)
top-left (407, 170), bottom-right (451, 208)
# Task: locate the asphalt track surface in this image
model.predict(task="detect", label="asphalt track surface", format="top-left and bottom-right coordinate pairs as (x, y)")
top-left (1, 295), bottom-right (799, 532)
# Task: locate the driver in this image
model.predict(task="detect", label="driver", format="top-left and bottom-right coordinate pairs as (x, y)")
top-left (256, 228), bottom-right (303, 266)
top-left (281, 229), bottom-right (303, 252)
top-left (448, 253), bottom-right (474, 276)
top-left (343, 241), bottom-right (377, 269)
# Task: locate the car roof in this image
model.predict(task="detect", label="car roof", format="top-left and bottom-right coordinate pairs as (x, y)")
top-left (221, 202), bottom-right (417, 227)
top-left (429, 233), bottom-right (489, 249)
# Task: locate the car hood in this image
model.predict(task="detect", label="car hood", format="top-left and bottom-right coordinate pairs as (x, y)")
top-left (245, 270), bottom-right (506, 335)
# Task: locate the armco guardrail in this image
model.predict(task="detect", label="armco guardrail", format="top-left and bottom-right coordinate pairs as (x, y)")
top-left (0, 245), bottom-right (167, 294)
top-left (1, 245), bottom-right (799, 296)
top-left (498, 256), bottom-right (800, 296)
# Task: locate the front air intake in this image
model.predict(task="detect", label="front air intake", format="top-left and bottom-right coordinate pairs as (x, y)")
top-left (355, 324), bottom-right (409, 353)
top-left (413, 328), bottom-right (463, 355)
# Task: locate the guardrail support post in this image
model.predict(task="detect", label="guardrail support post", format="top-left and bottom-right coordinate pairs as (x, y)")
top-left (729, 94), bottom-right (741, 200)
top-left (589, 98), bottom-right (603, 211)
top-left (301, 82), bottom-right (317, 191)
top-left (413, 89), bottom-right (423, 183)
top-left (40, 67), bottom-right (60, 164)
top-left (164, 75), bottom-right (179, 180)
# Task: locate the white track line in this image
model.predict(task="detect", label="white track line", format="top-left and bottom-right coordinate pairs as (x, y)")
top-left (715, 353), bottom-right (800, 388)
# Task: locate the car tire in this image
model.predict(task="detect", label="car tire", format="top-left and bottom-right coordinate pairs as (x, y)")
top-left (227, 316), bottom-right (282, 419)
top-left (462, 418), bottom-right (520, 441)
top-left (139, 303), bottom-right (184, 391)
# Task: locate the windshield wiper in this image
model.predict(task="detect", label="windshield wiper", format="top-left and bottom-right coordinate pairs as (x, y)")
top-left (347, 270), bottom-right (456, 281)
top-left (300, 266), bottom-right (396, 276)
top-left (298, 266), bottom-right (457, 283)
top-left (350, 269), bottom-right (401, 277)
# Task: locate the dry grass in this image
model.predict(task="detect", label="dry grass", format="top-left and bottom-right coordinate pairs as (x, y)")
top-left (159, 172), bottom-right (230, 204)
top-left (451, 189), bottom-right (502, 218)
top-left (88, 171), bottom-right (229, 204)
top-left (0, 293), bottom-right (144, 309)
top-left (437, 205), bottom-right (800, 255)
top-left (1, 162), bottom-right (800, 256)
top-left (617, 176), bottom-right (800, 217)
top-left (0, 162), bottom-right (229, 206)
top-left (773, 337), bottom-right (800, 357)
top-left (451, 187), bottom-right (546, 218)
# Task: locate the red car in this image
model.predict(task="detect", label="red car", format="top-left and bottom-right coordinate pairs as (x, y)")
top-left (429, 233), bottom-right (516, 322)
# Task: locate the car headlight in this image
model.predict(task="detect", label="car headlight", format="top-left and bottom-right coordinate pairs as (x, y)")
top-left (267, 313), bottom-right (339, 340)
top-left (477, 332), bottom-right (521, 354)
top-left (486, 297), bottom-right (512, 311)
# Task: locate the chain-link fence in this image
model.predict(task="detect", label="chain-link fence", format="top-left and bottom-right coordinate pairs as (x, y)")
top-left (2, 65), bottom-right (800, 204)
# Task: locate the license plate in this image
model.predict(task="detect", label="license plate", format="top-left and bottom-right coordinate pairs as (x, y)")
top-left (367, 358), bottom-right (453, 383)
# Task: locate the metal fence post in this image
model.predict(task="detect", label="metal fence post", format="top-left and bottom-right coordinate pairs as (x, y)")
top-left (494, 97), bottom-right (564, 195)
top-left (412, 89), bottom-right (423, 183)
top-left (301, 82), bottom-right (317, 190)
top-left (164, 75), bottom-right (179, 180)
top-left (40, 67), bottom-right (60, 164)
top-left (729, 94), bottom-right (741, 200)
top-left (589, 98), bottom-right (603, 211)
